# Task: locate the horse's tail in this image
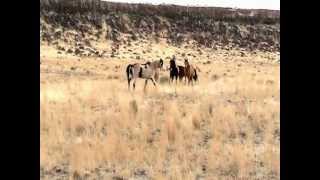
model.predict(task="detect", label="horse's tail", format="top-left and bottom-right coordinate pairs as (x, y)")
top-left (194, 68), bottom-right (198, 82)
top-left (126, 64), bottom-right (133, 80)
top-left (126, 64), bottom-right (134, 89)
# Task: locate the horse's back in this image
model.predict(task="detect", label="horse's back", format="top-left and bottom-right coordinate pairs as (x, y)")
top-left (178, 66), bottom-right (185, 72)
top-left (178, 66), bottom-right (185, 75)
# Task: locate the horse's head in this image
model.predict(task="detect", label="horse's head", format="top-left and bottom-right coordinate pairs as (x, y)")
top-left (159, 58), bottom-right (164, 70)
top-left (184, 59), bottom-right (189, 66)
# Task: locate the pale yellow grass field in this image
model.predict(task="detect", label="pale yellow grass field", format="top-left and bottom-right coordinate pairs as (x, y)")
top-left (40, 44), bottom-right (279, 179)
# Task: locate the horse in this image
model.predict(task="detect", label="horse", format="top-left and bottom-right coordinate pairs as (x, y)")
top-left (184, 59), bottom-right (199, 85)
top-left (177, 65), bottom-right (187, 83)
top-left (169, 57), bottom-right (199, 85)
top-left (126, 59), bottom-right (164, 91)
top-left (169, 58), bottom-right (179, 84)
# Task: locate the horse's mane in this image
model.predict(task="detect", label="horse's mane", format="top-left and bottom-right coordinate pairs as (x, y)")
top-left (184, 59), bottom-right (190, 67)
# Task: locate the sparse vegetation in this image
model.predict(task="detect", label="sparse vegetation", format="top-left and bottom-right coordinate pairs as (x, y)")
top-left (40, 1), bottom-right (280, 179)
top-left (40, 0), bottom-right (280, 52)
top-left (40, 51), bottom-right (279, 179)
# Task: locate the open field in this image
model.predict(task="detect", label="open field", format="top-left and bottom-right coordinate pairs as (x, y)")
top-left (40, 41), bottom-right (280, 179)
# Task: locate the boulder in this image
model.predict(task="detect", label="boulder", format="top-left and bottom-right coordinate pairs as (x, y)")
top-left (57, 46), bottom-right (65, 51)
top-left (67, 49), bottom-right (73, 54)
top-left (75, 48), bottom-right (81, 55)
top-left (54, 30), bottom-right (62, 39)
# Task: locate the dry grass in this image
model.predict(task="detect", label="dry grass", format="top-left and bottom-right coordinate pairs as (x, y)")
top-left (40, 42), bottom-right (279, 179)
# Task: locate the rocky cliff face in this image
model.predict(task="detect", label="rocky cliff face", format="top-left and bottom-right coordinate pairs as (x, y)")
top-left (40, 0), bottom-right (280, 57)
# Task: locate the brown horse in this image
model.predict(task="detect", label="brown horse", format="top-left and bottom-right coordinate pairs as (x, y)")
top-left (173, 64), bottom-right (198, 84)
top-left (169, 55), bottom-right (198, 85)
top-left (184, 59), bottom-right (199, 85)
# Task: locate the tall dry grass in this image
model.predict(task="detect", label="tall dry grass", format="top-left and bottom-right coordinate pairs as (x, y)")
top-left (40, 59), bottom-right (279, 179)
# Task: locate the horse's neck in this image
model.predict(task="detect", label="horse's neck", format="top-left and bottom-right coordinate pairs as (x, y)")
top-left (172, 62), bottom-right (177, 67)
top-left (151, 62), bottom-right (160, 69)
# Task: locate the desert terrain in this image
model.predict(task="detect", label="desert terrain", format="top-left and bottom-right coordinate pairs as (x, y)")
top-left (40, 1), bottom-right (280, 180)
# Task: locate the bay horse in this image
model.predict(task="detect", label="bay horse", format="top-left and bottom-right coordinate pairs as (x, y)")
top-left (177, 65), bottom-right (187, 83)
top-left (184, 59), bottom-right (199, 85)
top-left (126, 59), bottom-right (164, 91)
top-left (169, 55), bottom-right (191, 84)
top-left (169, 57), bottom-right (199, 85)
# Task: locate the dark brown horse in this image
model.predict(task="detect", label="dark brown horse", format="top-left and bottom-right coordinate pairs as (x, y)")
top-left (171, 64), bottom-right (198, 84)
top-left (177, 65), bottom-right (187, 83)
top-left (169, 55), bottom-right (191, 84)
top-left (169, 58), bottom-right (179, 84)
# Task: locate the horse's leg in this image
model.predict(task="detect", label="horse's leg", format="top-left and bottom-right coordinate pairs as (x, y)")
top-left (144, 79), bottom-right (148, 91)
top-left (133, 78), bottom-right (137, 90)
top-left (180, 75), bottom-right (184, 84)
top-left (186, 75), bottom-right (189, 85)
top-left (170, 73), bottom-right (174, 85)
top-left (190, 74), bottom-right (193, 86)
top-left (150, 78), bottom-right (157, 87)
top-left (128, 78), bottom-right (131, 90)
top-left (173, 75), bottom-right (175, 85)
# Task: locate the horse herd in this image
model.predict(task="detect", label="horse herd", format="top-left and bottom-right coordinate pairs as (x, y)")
top-left (126, 56), bottom-right (200, 91)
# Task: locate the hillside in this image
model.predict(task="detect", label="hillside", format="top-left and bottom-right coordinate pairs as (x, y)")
top-left (40, 0), bottom-right (280, 59)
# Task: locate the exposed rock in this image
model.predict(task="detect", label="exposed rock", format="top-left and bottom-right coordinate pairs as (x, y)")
top-left (75, 48), bottom-right (81, 55)
top-left (41, 2), bottom-right (279, 57)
